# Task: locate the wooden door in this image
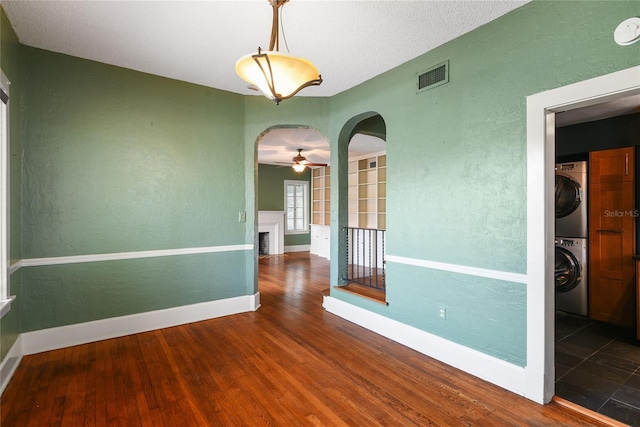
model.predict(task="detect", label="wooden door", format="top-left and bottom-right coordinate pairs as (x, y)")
top-left (589, 147), bottom-right (635, 327)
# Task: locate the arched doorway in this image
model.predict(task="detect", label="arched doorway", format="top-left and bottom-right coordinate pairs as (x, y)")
top-left (331, 113), bottom-right (387, 300)
top-left (255, 125), bottom-right (329, 267)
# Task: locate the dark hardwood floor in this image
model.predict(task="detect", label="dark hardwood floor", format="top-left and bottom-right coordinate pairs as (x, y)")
top-left (0, 252), bottom-right (617, 426)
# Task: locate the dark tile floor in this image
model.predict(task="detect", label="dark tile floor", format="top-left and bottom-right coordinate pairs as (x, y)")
top-left (556, 311), bottom-right (640, 426)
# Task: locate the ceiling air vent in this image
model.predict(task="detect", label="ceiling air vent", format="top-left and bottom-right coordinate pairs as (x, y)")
top-left (416, 60), bottom-right (449, 94)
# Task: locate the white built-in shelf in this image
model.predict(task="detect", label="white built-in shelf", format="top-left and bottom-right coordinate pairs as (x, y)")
top-left (312, 154), bottom-right (386, 230)
top-left (310, 153), bottom-right (386, 260)
top-left (351, 154), bottom-right (385, 229)
top-left (312, 166), bottom-right (330, 226)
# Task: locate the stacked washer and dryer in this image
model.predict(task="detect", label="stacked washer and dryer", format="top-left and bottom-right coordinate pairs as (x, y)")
top-left (555, 161), bottom-right (589, 316)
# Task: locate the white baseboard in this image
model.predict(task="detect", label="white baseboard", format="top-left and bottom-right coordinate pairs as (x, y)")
top-left (22, 293), bottom-right (261, 356)
top-left (284, 245), bottom-right (310, 253)
top-left (0, 334), bottom-right (23, 396)
top-left (322, 295), bottom-right (526, 398)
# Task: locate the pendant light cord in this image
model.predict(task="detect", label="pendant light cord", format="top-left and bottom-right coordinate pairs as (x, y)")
top-left (280, 3), bottom-right (291, 53)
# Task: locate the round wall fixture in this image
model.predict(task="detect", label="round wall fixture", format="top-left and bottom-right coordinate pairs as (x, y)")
top-left (614, 17), bottom-right (640, 46)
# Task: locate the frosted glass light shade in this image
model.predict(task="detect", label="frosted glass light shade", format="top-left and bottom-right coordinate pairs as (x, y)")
top-left (292, 163), bottom-right (307, 173)
top-left (236, 50), bottom-right (322, 104)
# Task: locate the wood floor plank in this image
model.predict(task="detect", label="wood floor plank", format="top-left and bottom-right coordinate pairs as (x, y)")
top-left (0, 252), bottom-right (616, 426)
top-left (28, 350), bottom-right (63, 426)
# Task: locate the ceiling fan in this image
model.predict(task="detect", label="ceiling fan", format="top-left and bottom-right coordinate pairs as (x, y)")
top-left (279, 148), bottom-right (327, 172)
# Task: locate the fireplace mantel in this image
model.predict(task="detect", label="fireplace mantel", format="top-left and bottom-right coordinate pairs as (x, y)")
top-left (258, 211), bottom-right (285, 255)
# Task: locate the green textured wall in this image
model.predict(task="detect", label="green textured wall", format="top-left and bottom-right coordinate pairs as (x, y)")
top-left (328, 0), bottom-right (640, 366)
top-left (21, 253), bottom-right (243, 331)
top-left (257, 163), bottom-right (311, 247)
top-left (19, 46), bottom-right (249, 331)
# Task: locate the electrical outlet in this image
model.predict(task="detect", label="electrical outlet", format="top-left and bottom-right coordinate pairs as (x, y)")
top-left (438, 307), bottom-right (446, 320)
top-left (239, 211), bottom-right (246, 223)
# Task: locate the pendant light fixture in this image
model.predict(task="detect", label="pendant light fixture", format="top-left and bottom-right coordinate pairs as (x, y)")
top-left (235, 0), bottom-right (322, 105)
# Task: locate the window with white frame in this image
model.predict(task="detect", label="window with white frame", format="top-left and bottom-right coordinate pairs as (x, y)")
top-left (0, 69), bottom-right (11, 314)
top-left (284, 180), bottom-right (309, 234)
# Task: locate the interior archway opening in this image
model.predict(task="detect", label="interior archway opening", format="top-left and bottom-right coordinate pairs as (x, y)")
top-left (332, 113), bottom-right (387, 303)
top-left (255, 126), bottom-right (329, 266)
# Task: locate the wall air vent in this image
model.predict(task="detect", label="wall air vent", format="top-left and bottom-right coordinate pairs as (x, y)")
top-left (416, 60), bottom-right (449, 94)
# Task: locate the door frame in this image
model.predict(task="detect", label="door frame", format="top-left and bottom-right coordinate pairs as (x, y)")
top-left (526, 65), bottom-right (640, 403)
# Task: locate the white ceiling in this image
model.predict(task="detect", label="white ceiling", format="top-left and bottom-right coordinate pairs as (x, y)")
top-left (0, 0), bottom-right (531, 165)
top-left (258, 129), bottom-right (386, 167)
top-left (1, 0), bottom-right (530, 97)
top-left (555, 94), bottom-right (640, 128)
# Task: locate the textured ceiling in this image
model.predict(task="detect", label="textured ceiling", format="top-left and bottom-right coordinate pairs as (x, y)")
top-left (1, 0), bottom-right (531, 165)
top-left (1, 0), bottom-right (529, 98)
